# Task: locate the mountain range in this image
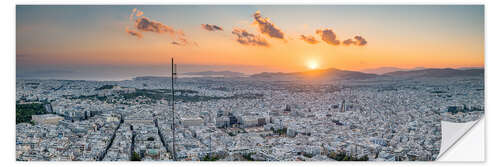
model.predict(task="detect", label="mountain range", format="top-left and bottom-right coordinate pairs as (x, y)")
top-left (384, 68), bottom-right (484, 78)
top-left (182, 70), bottom-right (244, 77)
top-left (250, 67), bottom-right (483, 81)
top-left (138, 67), bottom-right (483, 81)
top-left (250, 68), bottom-right (378, 81)
top-left (361, 67), bottom-right (427, 75)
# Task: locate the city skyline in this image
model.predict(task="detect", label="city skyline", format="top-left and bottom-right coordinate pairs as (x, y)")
top-left (17, 5), bottom-right (484, 79)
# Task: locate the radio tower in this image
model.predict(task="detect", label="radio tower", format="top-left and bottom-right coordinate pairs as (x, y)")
top-left (171, 58), bottom-right (177, 161)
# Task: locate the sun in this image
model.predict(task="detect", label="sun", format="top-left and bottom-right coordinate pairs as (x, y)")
top-left (307, 60), bottom-right (319, 70)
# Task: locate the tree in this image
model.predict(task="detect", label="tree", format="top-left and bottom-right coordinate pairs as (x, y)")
top-left (202, 154), bottom-right (220, 161)
top-left (16, 103), bottom-right (47, 124)
top-left (242, 153), bottom-right (255, 161)
top-left (359, 155), bottom-right (369, 161)
top-left (131, 152), bottom-right (141, 161)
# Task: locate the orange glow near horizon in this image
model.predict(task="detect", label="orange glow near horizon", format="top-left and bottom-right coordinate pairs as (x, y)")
top-left (17, 34), bottom-right (484, 73)
top-left (307, 59), bottom-right (319, 70)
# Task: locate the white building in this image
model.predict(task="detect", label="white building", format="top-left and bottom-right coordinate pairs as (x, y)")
top-left (181, 117), bottom-right (204, 127)
top-left (31, 114), bottom-right (64, 125)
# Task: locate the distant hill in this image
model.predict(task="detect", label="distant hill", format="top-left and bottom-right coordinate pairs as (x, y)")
top-left (133, 68), bottom-right (483, 82)
top-left (183, 71), bottom-right (244, 77)
top-left (251, 68), bottom-right (378, 81)
top-left (456, 67), bottom-right (484, 70)
top-left (383, 68), bottom-right (484, 78)
top-left (361, 67), bottom-right (427, 75)
top-left (133, 76), bottom-right (169, 81)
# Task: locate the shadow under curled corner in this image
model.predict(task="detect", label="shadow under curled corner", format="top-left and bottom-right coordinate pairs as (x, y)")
top-left (437, 116), bottom-right (484, 161)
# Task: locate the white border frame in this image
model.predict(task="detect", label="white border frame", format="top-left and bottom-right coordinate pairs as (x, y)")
top-left (4, 0), bottom-right (495, 167)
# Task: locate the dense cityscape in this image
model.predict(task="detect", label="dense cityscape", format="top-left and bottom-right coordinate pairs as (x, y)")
top-left (15, 71), bottom-right (484, 161)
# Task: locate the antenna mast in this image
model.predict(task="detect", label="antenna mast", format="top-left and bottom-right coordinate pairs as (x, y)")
top-left (171, 58), bottom-right (177, 161)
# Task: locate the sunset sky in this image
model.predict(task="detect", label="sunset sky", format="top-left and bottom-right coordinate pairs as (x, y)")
top-left (16, 5), bottom-right (484, 79)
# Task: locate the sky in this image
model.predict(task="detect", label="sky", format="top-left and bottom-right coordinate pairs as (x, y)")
top-left (16, 5), bottom-right (484, 80)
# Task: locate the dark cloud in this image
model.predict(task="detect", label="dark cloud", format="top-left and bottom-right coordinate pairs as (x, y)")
top-left (354, 36), bottom-right (368, 46)
top-left (201, 24), bottom-right (223, 31)
top-left (171, 38), bottom-right (199, 47)
top-left (135, 17), bottom-right (178, 35)
top-left (253, 11), bottom-right (285, 40)
top-left (135, 10), bottom-right (144, 17)
top-left (126, 9), bottom-right (197, 46)
top-left (343, 35), bottom-right (368, 46)
top-left (125, 27), bottom-right (143, 39)
top-left (129, 8), bottom-right (144, 20)
top-left (231, 28), bottom-right (269, 47)
top-left (129, 8), bottom-right (137, 20)
top-left (315, 29), bottom-right (340, 46)
top-left (299, 35), bottom-right (319, 44)
top-left (342, 38), bottom-right (355, 45)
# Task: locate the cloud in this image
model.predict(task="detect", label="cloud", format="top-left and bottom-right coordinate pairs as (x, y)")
top-left (315, 29), bottom-right (340, 46)
top-left (343, 35), bottom-right (368, 46)
top-left (134, 17), bottom-right (178, 35)
top-left (201, 24), bottom-right (223, 31)
top-left (171, 37), bottom-right (199, 47)
top-left (135, 10), bottom-right (143, 17)
top-left (130, 8), bottom-right (144, 20)
top-left (231, 28), bottom-right (269, 47)
top-left (299, 35), bottom-right (319, 44)
top-left (129, 8), bottom-right (137, 20)
top-left (125, 27), bottom-right (143, 39)
top-left (342, 38), bottom-right (355, 45)
top-left (253, 11), bottom-right (285, 40)
top-left (133, 17), bottom-right (197, 45)
top-left (126, 9), bottom-right (197, 46)
top-left (354, 36), bottom-right (368, 46)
